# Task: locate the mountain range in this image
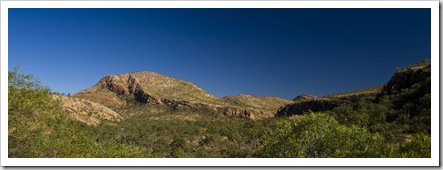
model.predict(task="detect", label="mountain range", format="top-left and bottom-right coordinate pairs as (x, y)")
top-left (51, 63), bottom-right (431, 125)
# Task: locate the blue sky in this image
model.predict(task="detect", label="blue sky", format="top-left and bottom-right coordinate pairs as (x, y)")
top-left (8, 8), bottom-right (430, 99)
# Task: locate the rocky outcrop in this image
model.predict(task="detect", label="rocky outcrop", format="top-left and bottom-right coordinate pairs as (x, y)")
top-left (159, 99), bottom-right (259, 119)
top-left (52, 95), bottom-right (122, 125)
top-left (96, 74), bottom-right (163, 105)
top-left (161, 99), bottom-right (215, 111)
top-left (72, 87), bottom-right (126, 107)
top-left (275, 99), bottom-right (347, 117)
top-left (292, 94), bottom-right (318, 101)
top-left (382, 65), bottom-right (431, 95)
top-left (223, 107), bottom-right (262, 120)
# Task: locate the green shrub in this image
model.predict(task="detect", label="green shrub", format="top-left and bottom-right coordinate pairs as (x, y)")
top-left (398, 133), bottom-right (431, 158)
top-left (8, 66), bottom-right (148, 158)
top-left (257, 113), bottom-right (396, 158)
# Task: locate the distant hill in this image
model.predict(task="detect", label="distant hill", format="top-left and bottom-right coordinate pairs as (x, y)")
top-left (73, 72), bottom-right (280, 119)
top-left (222, 94), bottom-right (293, 112)
top-left (322, 85), bottom-right (382, 101)
top-left (292, 94), bottom-right (318, 101)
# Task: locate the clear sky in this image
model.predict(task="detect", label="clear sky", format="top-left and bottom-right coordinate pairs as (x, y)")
top-left (8, 8), bottom-right (431, 99)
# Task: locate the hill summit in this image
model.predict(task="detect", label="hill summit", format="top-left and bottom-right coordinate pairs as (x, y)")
top-left (74, 72), bottom-right (220, 106)
top-left (73, 71), bottom-right (291, 119)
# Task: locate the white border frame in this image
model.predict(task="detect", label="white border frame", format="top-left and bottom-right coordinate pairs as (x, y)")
top-left (1, 0), bottom-right (439, 167)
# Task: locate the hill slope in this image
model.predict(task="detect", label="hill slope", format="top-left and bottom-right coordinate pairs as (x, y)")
top-left (52, 95), bottom-right (122, 125)
top-left (222, 94), bottom-right (293, 112)
top-left (73, 72), bottom-right (222, 107)
top-left (74, 72), bottom-right (278, 119)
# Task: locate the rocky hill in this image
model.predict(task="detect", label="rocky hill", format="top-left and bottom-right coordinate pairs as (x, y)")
top-left (73, 72), bottom-right (278, 119)
top-left (276, 63), bottom-right (431, 117)
top-left (381, 65), bottom-right (430, 96)
top-left (73, 72), bottom-right (221, 107)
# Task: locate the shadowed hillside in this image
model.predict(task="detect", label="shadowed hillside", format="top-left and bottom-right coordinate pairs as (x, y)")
top-left (276, 61), bottom-right (430, 118)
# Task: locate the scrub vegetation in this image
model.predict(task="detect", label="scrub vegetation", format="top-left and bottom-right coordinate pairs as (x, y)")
top-left (8, 60), bottom-right (431, 158)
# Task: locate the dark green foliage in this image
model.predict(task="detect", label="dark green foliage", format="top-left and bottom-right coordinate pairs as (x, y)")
top-left (8, 67), bottom-right (149, 158)
top-left (92, 116), bottom-right (273, 158)
top-left (327, 98), bottom-right (401, 142)
top-left (327, 61), bottom-right (431, 141)
top-left (257, 114), bottom-right (396, 158)
top-left (398, 133), bottom-right (431, 158)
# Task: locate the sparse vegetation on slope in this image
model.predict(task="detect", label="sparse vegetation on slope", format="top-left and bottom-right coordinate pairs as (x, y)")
top-left (52, 95), bottom-right (122, 125)
top-left (292, 94), bottom-right (318, 101)
top-left (222, 94), bottom-right (293, 112)
top-left (323, 85), bottom-right (383, 100)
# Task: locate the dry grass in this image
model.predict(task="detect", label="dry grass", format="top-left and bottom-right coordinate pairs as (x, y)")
top-left (52, 95), bottom-right (122, 125)
top-left (222, 94), bottom-right (293, 112)
top-left (322, 85), bottom-right (383, 99)
top-left (73, 86), bottom-right (126, 107)
top-left (121, 72), bottom-right (223, 104)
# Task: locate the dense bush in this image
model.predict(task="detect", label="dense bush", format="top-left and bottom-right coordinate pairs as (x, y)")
top-left (398, 133), bottom-right (431, 158)
top-left (257, 114), bottom-right (396, 158)
top-left (8, 67), bottom-right (148, 158)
